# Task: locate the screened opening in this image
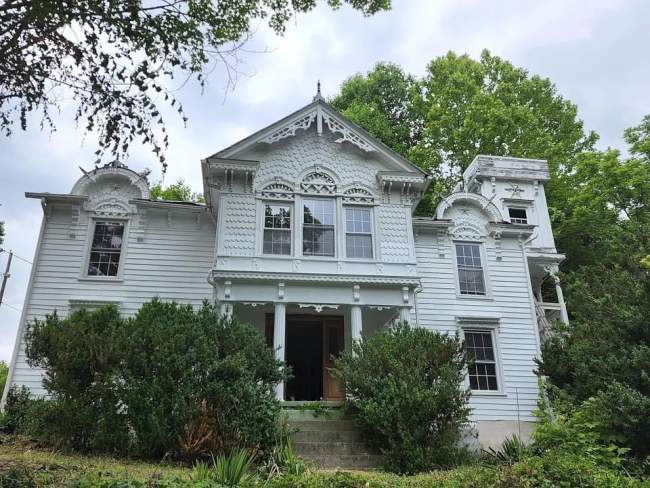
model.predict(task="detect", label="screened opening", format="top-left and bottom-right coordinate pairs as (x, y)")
top-left (345, 207), bottom-right (372, 258)
top-left (464, 330), bottom-right (499, 391)
top-left (303, 198), bottom-right (335, 257)
top-left (263, 204), bottom-right (291, 255)
top-left (456, 243), bottom-right (486, 295)
top-left (508, 207), bottom-right (528, 224)
top-left (87, 222), bottom-right (124, 276)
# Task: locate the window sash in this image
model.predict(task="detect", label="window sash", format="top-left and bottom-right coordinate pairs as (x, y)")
top-left (263, 204), bottom-right (291, 255)
top-left (303, 199), bottom-right (335, 257)
top-left (345, 207), bottom-right (372, 258)
top-left (508, 208), bottom-right (528, 225)
top-left (464, 330), bottom-right (499, 391)
top-left (456, 243), bottom-right (486, 295)
top-left (87, 222), bottom-right (124, 277)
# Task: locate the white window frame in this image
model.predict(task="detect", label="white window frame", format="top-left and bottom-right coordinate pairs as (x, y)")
top-left (457, 319), bottom-right (505, 396)
top-left (262, 202), bottom-right (293, 256)
top-left (302, 197), bottom-right (337, 258)
top-left (452, 241), bottom-right (491, 299)
top-left (344, 206), bottom-right (374, 260)
top-left (508, 206), bottom-right (528, 225)
top-left (79, 218), bottom-right (129, 281)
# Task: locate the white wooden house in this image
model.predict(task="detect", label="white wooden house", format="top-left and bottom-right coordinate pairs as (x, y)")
top-left (2, 94), bottom-right (568, 447)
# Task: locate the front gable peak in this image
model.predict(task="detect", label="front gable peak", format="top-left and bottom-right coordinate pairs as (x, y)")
top-left (208, 99), bottom-right (427, 177)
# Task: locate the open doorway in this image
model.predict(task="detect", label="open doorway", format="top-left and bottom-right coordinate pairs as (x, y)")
top-left (266, 314), bottom-right (344, 401)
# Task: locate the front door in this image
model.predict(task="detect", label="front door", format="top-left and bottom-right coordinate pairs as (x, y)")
top-left (266, 314), bottom-right (344, 401)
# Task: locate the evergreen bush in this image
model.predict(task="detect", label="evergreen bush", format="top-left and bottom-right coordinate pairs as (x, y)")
top-left (21, 299), bottom-right (287, 459)
top-left (332, 322), bottom-right (471, 474)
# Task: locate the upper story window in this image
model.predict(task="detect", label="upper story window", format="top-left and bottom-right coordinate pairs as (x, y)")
top-left (508, 207), bottom-right (528, 224)
top-left (464, 330), bottom-right (499, 391)
top-left (263, 204), bottom-right (291, 255)
top-left (303, 198), bottom-right (335, 257)
top-left (345, 207), bottom-right (373, 258)
top-left (455, 243), bottom-right (486, 295)
top-left (87, 222), bottom-right (124, 277)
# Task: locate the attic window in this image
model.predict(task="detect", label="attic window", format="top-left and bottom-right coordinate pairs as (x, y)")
top-left (508, 207), bottom-right (528, 225)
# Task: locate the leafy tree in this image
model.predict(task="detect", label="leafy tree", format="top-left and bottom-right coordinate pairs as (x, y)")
top-left (0, 0), bottom-right (390, 168)
top-left (0, 360), bottom-right (8, 395)
top-left (150, 178), bottom-right (203, 202)
top-left (333, 322), bottom-right (470, 474)
top-left (331, 51), bottom-right (597, 211)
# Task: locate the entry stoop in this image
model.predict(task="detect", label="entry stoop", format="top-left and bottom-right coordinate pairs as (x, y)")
top-left (285, 406), bottom-right (382, 470)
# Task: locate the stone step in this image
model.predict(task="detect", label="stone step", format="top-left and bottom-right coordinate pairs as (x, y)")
top-left (293, 441), bottom-right (375, 456)
top-left (289, 420), bottom-right (357, 432)
top-left (292, 429), bottom-right (363, 443)
top-left (301, 453), bottom-right (382, 470)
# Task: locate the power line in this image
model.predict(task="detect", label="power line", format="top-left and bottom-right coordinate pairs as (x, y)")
top-left (1, 302), bottom-right (21, 313)
top-left (0, 248), bottom-right (32, 265)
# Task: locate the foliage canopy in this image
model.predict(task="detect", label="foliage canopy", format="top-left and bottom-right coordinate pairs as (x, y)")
top-left (0, 0), bottom-right (390, 168)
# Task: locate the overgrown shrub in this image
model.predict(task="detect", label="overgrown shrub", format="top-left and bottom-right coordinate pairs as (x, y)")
top-left (332, 322), bottom-right (471, 474)
top-left (22, 299), bottom-right (287, 459)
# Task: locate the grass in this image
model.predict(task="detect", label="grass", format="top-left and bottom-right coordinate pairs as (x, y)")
top-left (0, 435), bottom-right (187, 484)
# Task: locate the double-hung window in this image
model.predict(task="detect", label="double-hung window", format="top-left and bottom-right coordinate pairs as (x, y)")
top-left (345, 207), bottom-right (373, 258)
top-left (87, 221), bottom-right (124, 277)
top-left (508, 207), bottom-right (528, 224)
top-left (263, 204), bottom-right (291, 255)
top-left (303, 198), bottom-right (335, 257)
top-left (464, 330), bottom-right (499, 391)
top-left (456, 243), bottom-right (486, 295)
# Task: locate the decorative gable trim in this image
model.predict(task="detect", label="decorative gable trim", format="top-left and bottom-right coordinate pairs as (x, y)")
top-left (261, 112), bottom-right (317, 145)
top-left (301, 169), bottom-right (337, 195)
top-left (342, 185), bottom-right (375, 204)
top-left (258, 179), bottom-right (295, 200)
top-left (321, 111), bottom-right (373, 152)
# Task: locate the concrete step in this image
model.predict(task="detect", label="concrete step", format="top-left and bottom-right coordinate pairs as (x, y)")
top-left (293, 441), bottom-right (375, 456)
top-left (292, 429), bottom-right (363, 443)
top-left (289, 420), bottom-right (357, 432)
top-left (302, 453), bottom-right (382, 470)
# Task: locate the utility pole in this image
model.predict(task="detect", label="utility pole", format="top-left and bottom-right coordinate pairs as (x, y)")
top-left (0, 250), bottom-right (13, 307)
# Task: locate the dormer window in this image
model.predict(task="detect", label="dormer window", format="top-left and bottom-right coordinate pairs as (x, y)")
top-left (87, 222), bottom-right (124, 276)
top-left (263, 204), bottom-right (292, 255)
top-left (303, 198), bottom-right (335, 257)
top-left (508, 207), bottom-right (528, 225)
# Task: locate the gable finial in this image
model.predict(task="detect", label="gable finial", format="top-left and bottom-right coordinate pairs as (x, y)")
top-left (313, 80), bottom-right (323, 101)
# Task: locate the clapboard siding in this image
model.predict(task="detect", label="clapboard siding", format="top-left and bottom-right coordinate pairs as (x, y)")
top-left (10, 206), bottom-right (216, 397)
top-left (415, 232), bottom-right (540, 422)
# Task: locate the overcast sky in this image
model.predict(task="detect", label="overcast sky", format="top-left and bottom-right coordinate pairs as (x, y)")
top-left (1, 0), bottom-right (649, 363)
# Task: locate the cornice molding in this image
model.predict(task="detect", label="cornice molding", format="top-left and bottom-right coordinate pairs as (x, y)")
top-left (211, 270), bottom-right (421, 286)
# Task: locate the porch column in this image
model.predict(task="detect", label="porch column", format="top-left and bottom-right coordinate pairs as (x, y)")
top-left (552, 275), bottom-right (569, 324)
top-left (399, 306), bottom-right (412, 324)
top-left (219, 302), bottom-right (233, 318)
top-left (273, 302), bottom-right (286, 400)
top-left (350, 305), bottom-right (363, 346)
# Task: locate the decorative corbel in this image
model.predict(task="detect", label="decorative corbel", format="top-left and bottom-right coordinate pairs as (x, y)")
top-left (402, 286), bottom-right (410, 304)
top-left (353, 284), bottom-right (360, 302)
top-left (492, 231), bottom-right (502, 261)
top-left (224, 280), bottom-right (232, 299)
top-left (278, 282), bottom-right (285, 300)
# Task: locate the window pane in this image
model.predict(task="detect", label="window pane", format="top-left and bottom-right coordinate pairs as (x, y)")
top-left (303, 199), bottom-right (334, 226)
top-left (508, 207), bottom-right (527, 224)
top-left (456, 244), bottom-right (485, 295)
top-left (88, 222), bottom-right (124, 276)
top-left (465, 332), bottom-right (498, 391)
top-left (303, 227), bottom-right (335, 256)
top-left (345, 207), bottom-right (371, 233)
top-left (346, 234), bottom-right (372, 258)
top-left (264, 205), bottom-right (291, 229)
top-left (303, 199), bottom-right (335, 256)
top-left (263, 229), bottom-right (291, 255)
